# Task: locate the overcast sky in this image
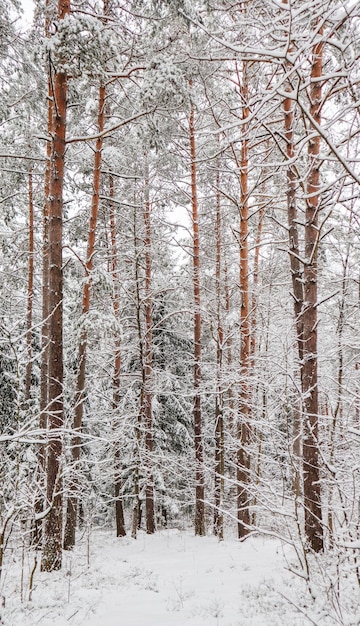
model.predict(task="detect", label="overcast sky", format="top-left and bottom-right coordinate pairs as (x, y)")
top-left (20, 0), bottom-right (34, 27)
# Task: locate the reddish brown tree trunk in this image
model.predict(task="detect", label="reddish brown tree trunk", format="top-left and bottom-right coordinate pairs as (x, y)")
top-left (109, 174), bottom-right (126, 537)
top-left (25, 168), bottom-right (34, 402)
top-left (143, 159), bottom-right (155, 534)
top-left (41, 0), bottom-right (70, 573)
top-left (302, 30), bottom-right (324, 553)
top-left (63, 81), bottom-right (106, 551)
top-left (237, 62), bottom-right (251, 539)
top-left (190, 97), bottom-right (205, 536)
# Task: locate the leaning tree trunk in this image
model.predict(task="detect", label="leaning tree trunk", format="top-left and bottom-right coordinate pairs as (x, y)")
top-left (237, 61), bottom-right (251, 539)
top-left (302, 28), bottom-right (324, 553)
top-left (63, 80), bottom-right (106, 550)
top-left (41, 0), bottom-right (70, 573)
top-left (109, 174), bottom-right (126, 538)
top-left (190, 95), bottom-right (205, 537)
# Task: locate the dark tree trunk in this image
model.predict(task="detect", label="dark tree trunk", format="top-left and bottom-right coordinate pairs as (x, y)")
top-left (224, 260), bottom-right (235, 467)
top-left (144, 159), bottom-right (155, 534)
top-left (132, 204), bottom-right (143, 539)
top-left (283, 49), bottom-right (304, 500)
top-left (249, 152), bottom-right (266, 526)
top-left (41, 0), bottom-right (70, 573)
top-left (302, 29), bottom-right (324, 553)
top-left (190, 95), bottom-right (205, 537)
top-left (109, 174), bottom-right (126, 537)
top-left (25, 168), bottom-right (34, 402)
top-left (35, 0), bottom-right (53, 549)
top-left (214, 165), bottom-right (224, 540)
top-left (237, 62), bottom-right (251, 539)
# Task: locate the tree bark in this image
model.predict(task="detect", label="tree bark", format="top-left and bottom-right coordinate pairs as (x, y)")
top-left (190, 96), bottom-right (205, 537)
top-left (40, 0), bottom-right (53, 444)
top-left (214, 164), bottom-right (224, 540)
top-left (35, 0), bottom-right (53, 549)
top-left (224, 260), bottom-right (235, 467)
top-left (283, 48), bottom-right (304, 500)
top-left (237, 62), bottom-right (251, 539)
top-left (109, 174), bottom-right (126, 537)
top-left (250, 144), bottom-right (267, 369)
top-left (328, 237), bottom-right (351, 544)
top-left (133, 204), bottom-right (143, 538)
top-left (41, 0), bottom-right (70, 573)
top-left (144, 159), bottom-right (155, 534)
top-left (302, 28), bottom-right (324, 553)
top-left (25, 168), bottom-right (34, 402)
top-left (249, 149), bottom-right (267, 526)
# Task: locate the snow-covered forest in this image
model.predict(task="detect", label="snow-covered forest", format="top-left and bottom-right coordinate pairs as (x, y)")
top-left (0, 0), bottom-right (360, 623)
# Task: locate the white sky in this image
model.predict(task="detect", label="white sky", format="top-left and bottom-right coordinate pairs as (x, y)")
top-left (20, 0), bottom-right (34, 27)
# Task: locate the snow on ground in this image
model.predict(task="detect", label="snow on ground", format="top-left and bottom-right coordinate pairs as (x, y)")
top-left (1, 528), bottom-right (359, 625)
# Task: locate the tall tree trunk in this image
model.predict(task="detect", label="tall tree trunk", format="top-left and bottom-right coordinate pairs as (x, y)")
top-left (40, 94), bottom-right (51, 432)
top-left (41, 0), bottom-right (70, 573)
top-left (302, 28), bottom-right (324, 553)
top-left (249, 155), bottom-right (266, 526)
top-left (224, 260), bottom-right (235, 471)
top-left (214, 165), bottom-right (224, 539)
top-left (328, 247), bottom-right (349, 545)
top-left (35, 0), bottom-right (53, 549)
top-left (131, 406), bottom-right (141, 540)
top-left (40, 0), bottom-right (53, 439)
top-left (25, 168), bottom-right (34, 402)
top-left (133, 204), bottom-right (143, 538)
top-left (190, 96), bottom-right (205, 536)
top-left (283, 57), bottom-right (303, 500)
top-left (63, 80), bottom-right (106, 550)
top-left (109, 174), bottom-right (126, 538)
top-left (250, 143), bottom-right (267, 369)
top-left (237, 62), bottom-right (251, 539)
top-left (144, 159), bottom-right (155, 534)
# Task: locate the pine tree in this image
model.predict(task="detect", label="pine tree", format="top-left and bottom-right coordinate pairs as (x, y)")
top-left (41, 0), bottom-right (70, 573)
top-left (237, 60), bottom-right (251, 540)
top-left (302, 22), bottom-right (324, 553)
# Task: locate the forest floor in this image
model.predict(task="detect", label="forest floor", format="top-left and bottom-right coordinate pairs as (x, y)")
top-left (1, 527), bottom-right (359, 625)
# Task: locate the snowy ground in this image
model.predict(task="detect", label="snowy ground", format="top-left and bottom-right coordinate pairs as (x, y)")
top-left (1, 528), bottom-right (359, 625)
